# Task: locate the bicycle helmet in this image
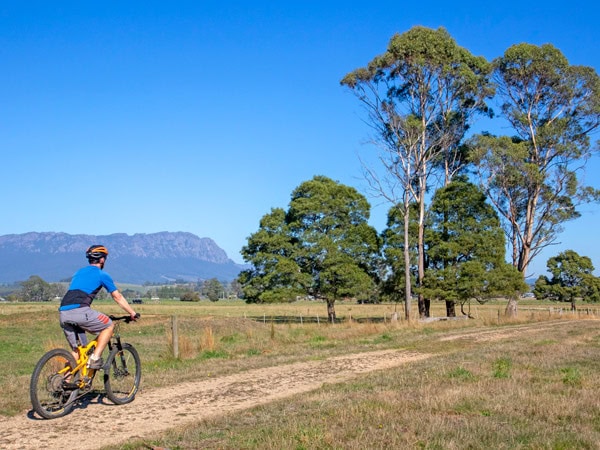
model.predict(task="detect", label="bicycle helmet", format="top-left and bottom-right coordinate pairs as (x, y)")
top-left (86, 245), bottom-right (109, 262)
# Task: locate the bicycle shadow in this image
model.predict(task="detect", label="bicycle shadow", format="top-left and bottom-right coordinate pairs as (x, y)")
top-left (27, 390), bottom-right (119, 420)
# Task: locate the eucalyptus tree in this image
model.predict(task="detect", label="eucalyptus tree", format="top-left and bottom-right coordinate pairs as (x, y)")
top-left (239, 176), bottom-right (381, 322)
top-left (422, 178), bottom-right (526, 316)
top-left (341, 26), bottom-right (493, 319)
top-left (471, 43), bottom-right (600, 277)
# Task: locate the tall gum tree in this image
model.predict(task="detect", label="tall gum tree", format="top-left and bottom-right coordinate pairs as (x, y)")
top-left (341, 26), bottom-right (493, 319)
top-left (471, 43), bottom-right (600, 293)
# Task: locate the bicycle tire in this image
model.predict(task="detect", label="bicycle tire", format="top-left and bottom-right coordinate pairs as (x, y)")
top-left (104, 343), bottom-right (141, 405)
top-left (30, 348), bottom-right (79, 419)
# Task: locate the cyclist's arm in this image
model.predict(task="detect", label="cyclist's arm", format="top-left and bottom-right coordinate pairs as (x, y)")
top-left (111, 290), bottom-right (137, 320)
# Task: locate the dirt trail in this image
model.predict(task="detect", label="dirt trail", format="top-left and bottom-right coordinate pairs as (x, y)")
top-left (0, 349), bottom-right (430, 450)
top-left (438, 321), bottom-right (566, 342)
top-left (0, 320), bottom-right (577, 449)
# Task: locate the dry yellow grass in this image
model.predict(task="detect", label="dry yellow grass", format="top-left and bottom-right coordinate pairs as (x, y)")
top-left (199, 326), bottom-right (216, 351)
top-left (3, 297), bottom-right (600, 450)
top-left (120, 317), bottom-right (600, 450)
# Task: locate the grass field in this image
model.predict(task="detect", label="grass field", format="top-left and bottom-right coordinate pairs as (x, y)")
top-left (2, 299), bottom-right (599, 449)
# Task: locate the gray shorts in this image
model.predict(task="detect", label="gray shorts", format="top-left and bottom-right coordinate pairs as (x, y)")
top-left (59, 306), bottom-right (113, 350)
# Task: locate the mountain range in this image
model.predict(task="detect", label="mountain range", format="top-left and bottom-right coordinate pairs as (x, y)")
top-left (0, 232), bottom-right (247, 284)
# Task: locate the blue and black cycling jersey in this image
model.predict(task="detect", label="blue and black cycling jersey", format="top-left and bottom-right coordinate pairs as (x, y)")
top-left (60, 265), bottom-right (118, 310)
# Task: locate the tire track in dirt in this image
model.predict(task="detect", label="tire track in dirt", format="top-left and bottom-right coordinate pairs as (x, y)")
top-left (438, 320), bottom-right (574, 342)
top-left (0, 349), bottom-right (430, 450)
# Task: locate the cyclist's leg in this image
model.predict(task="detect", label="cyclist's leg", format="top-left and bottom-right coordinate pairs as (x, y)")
top-left (77, 307), bottom-right (114, 360)
top-left (59, 311), bottom-right (87, 360)
top-left (93, 325), bottom-right (114, 358)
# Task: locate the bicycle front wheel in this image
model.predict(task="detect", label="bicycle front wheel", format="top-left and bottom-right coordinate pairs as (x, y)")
top-left (104, 343), bottom-right (141, 405)
top-left (30, 348), bottom-right (79, 419)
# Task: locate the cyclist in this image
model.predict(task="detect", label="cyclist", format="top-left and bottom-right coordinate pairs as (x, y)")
top-left (59, 245), bottom-right (137, 369)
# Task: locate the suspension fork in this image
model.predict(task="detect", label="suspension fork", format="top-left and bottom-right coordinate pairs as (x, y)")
top-left (108, 332), bottom-right (124, 353)
top-left (108, 334), bottom-right (130, 372)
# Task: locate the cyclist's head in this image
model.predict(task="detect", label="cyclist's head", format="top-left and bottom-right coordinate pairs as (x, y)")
top-left (86, 245), bottom-right (109, 265)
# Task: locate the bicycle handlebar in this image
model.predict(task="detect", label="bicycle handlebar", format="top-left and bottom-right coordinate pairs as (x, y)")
top-left (109, 313), bottom-right (141, 323)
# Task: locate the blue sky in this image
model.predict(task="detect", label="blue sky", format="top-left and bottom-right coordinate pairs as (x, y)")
top-left (1, 1), bottom-right (599, 279)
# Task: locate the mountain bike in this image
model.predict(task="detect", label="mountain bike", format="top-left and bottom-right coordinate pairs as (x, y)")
top-left (30, 314), bottom-right (141, 419)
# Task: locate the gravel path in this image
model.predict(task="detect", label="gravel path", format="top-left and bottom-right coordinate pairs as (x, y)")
top-left (0, 349), bottom-right (430, 449)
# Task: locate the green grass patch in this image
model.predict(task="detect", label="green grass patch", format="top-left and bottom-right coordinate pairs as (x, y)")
top-left (561, 366), bottom-right (582, 386)
top-left (492, 357), bottom-right (512, 378)
top-left (448, 366), bottom-right (476, 381)
top-left (200, 349), bottom-right (229, 360)
top-left (373, 332), bottom-right (393, 343)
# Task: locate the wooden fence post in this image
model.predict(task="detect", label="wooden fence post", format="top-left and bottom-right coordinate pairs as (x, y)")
top-left (172, 315), bottom-right (179, 359)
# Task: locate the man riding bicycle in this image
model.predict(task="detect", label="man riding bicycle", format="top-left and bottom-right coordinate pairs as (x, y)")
top-left (59, 245), bottom-right (137, 369)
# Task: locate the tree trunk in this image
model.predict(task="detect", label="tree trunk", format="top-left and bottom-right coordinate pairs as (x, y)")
top-left (518, 243), bottom-right (531, 275)
top-left (511, 225), bottom-right (519, 268)
top-left (418, 295), bottom-right (430, 317)
top-left (518, 188), bottom-right (539, 275)
top-left (403, 192), bottom-right (412, 321)
top-left (417, 171), bottom-right (427, 318)
top-left (327, 299), bottom-right (336, 323)
top-left (446, 300), bottom-right (456, 317)
top-left (505, 297), bottom-right (518, 317)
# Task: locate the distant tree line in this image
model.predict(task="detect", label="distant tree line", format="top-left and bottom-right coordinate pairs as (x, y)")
top-left (145, 278), bottom-right (242, 302)
top-left (7, 276), bottom-right (243, 303)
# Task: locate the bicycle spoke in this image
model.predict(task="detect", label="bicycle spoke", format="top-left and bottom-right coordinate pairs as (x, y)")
top-left (104, 344), bottom-right (141, 404)
top-left (30, 349), bottom-right (79, 419)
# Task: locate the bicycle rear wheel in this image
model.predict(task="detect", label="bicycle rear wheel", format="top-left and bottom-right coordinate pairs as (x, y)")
top-left (30, 348), bottom-right (79, 419)
top-left (104, 343), bottom-right (141, 404)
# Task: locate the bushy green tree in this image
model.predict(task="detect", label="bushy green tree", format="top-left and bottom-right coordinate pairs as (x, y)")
top-left (534, 250), bottom-right (600, 310)
top-left (20, 275), bottom-right (54, 302)
top-left (239, 176), bottom-right (381, 322)
top-left (239, 208), bottom-right (309, 303)
top-left (422, 178), bottom-right (527, 316)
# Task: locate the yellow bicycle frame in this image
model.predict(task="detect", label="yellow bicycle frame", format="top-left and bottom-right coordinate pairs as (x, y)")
top-left (58, 339), bottom-right (99, 387)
